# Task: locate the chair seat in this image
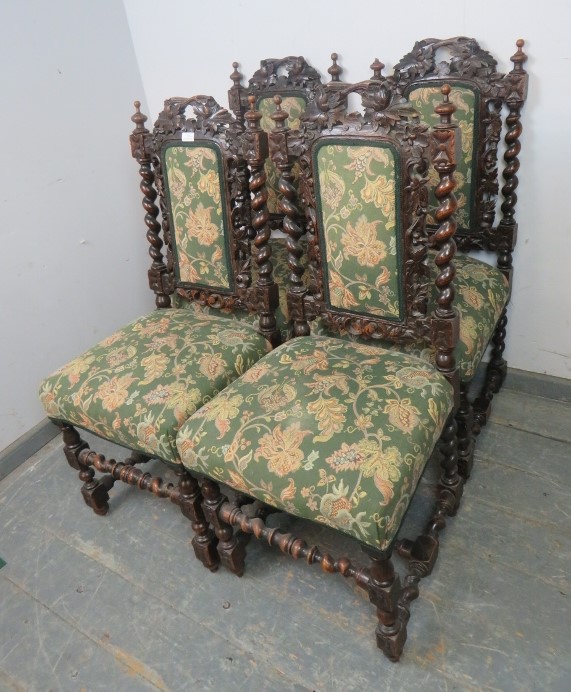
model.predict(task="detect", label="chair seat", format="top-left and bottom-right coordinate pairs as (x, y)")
top-left (39, 310), bottom-right (269, 464)
top-left (177, 335), bottom-right (454, 551)
top-left (313, 253), bottom-right (509, 382)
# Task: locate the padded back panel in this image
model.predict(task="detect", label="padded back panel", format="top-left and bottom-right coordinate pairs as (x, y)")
top-left (258, 95), bottom-right (306, 214)
top-left (314, 140), bottom-right (403, 321)
top-left (163, 143), bottom-right (232, 290)
top-left (407, 84), bottom-right (476, 232)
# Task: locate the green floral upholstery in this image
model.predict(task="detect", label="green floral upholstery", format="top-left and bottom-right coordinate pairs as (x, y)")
top-left (171, 237), bottom-right (300, 341)
top-left (178, 336), bottom-right (454, 551)
top-left (39, 310), bottom-right (269, 464)
top-left (315, 140), bottom-right (402, 319)
top-left (164, 143), bottom-right (232, 288)
top-left (313, 254), bottom-right (509, 382)
top-left (407, 85), bottom-right (476, 231)
top-left (258, 96), bottom-right (306, 214)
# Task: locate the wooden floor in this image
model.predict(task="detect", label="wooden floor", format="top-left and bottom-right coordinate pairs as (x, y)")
top-left (1, 379), bottom-right (570, 691)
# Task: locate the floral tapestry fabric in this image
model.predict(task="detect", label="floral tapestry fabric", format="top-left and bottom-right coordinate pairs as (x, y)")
top-left (408, 85), bottom-right (475, 231)
top-left (171, 237), bottom-right (305, 341)
top-left (39, 310), bottom-right (269, 464)
top-left (314, 141), bottom-right (402, 320)
top-left (164, 143), bottom-right (231, 288)
top-left (258, 96), bottom-right (306, 214)
top-left (178, 335), bottom-right (453, 551)
top-left (313, 253), bottom-right (509, 382)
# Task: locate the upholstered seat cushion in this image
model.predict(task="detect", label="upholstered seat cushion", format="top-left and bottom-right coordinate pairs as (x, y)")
top-left (39, 310), bottom-right (269, 465)
top-left (313, 254), bottom-right (509, 382)
top-left (177, 335), bottom-right (454, 551)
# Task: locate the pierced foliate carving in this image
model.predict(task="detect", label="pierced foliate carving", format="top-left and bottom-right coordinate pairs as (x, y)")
top-left (249, 56), bottom-right (322, 93)
top-left (295, 79), bottom-right (433, 344)
top-left (394, 37), bottom-right (508, 252)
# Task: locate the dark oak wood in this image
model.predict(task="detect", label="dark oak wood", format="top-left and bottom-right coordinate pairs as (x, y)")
top-left (271, 79), bottom-right (460, 385)
top-left (228, 55), bottom-right (344, 232)
top-left (61, 423), bottom-right (220, 571)
top-left (473, 40), bottom-right (528, 431)
top-left (242, 96), bottom-right (280, 346)
top-left (131, 96), bottom-right (282, 342)
top-left (228, 55), bottom-right (324, 121)
top-left (192, 85), bottom-right (462, 662)
top-left (394, 37), bottom-right (528, 465)
top-left (269, 95), bottom-right (310, 337)
top-left (130, 102), bottom-right (171, 308)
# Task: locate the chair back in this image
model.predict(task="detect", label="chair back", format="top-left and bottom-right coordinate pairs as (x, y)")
top-left (393, 37), bottom-right (528, 263)
top-left (269, 81), bottom-right (461, 390)
top-left (229, 56), bottom-right (345, 225)
top-left (131, 95), bottom-right (279, 344)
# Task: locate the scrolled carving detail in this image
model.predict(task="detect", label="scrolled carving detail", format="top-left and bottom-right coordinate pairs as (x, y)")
top-left (249, 56), bottom-right (321, 93)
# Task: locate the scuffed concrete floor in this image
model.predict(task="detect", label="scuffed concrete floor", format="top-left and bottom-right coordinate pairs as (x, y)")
top-left (0, 382), bottom-right (570, 691)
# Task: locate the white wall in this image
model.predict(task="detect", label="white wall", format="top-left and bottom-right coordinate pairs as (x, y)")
top-left (0, 0), bottom-right (153, 450)
top-left (124, 0), bottom-right (571, 380)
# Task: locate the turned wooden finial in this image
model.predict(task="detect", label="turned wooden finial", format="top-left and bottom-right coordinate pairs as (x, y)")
top-left (435, 84), bottom-right (456, 126)
top-left (230, 61), bottom-right (243, 87)
top-left (244, 94), bottom-right (262, 129)
top-left (510, 38), bottom-right (527, 72)
top-left (328, 52), bottom-right (343, 82)
top-left (370, 57), bottom-right (385, 80)
top-left (131, 100), bottom-right (148, 132)
top-left (270, 94), bottom-right (289, 130)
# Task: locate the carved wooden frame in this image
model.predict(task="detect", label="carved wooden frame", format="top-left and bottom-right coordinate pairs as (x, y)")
top-left (271, 81), bottom-right (460, 391)
top-left (228, 55), bottom-right (347, 231)
top-left (152, 96), bottom-right (254, 310)
top-left (228, 55), bottom-right (324, 120)
top-left (393, 36), bottom-right (528, 256)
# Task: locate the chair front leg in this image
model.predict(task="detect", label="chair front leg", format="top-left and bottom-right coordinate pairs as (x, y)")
top-left (456, 383), bottom-right (475, 479)
top-left (61, 423), bottom-right (114, 516)
top-left (364, 551), bottom-right (407, 662)
top-left (473, 307), bottom-right (509, 433)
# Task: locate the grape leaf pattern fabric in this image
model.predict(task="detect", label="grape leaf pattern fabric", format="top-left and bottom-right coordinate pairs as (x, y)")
top-left (39, 310), bottom-right (269, 464)
top-left (178, 336), bottom-right (453, 551)
top-left (164, 143), bottom-right (231, 288)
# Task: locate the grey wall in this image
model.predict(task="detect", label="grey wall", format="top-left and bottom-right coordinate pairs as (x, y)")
top-left (0, 0), bottom-right (153, 450)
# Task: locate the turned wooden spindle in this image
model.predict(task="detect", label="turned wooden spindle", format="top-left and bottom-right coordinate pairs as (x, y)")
top-left (429, 85), bottom-right (464, 539)
top-left (228, 61), bottom-right (245, 119)
top-left (430, 85), bottom-right (459, 383)
top-left (269, 95), bottom-right (310, 337)
top-left (370, 57), bottom-right (385, 80)
top-left (218, 498), bottom-right (408, 660)
top-left (77, 448), bottom-right (219, 570)
top-left (473, 40), bottom-right (528, 430)
top-left (243, 95), bottom-right (280, 346)
top-left (327, 52), bottom-right (343, 82)
top-left (130, 101), bottom-right (171, 308)
top-left (497, 38), bottom-right (528, 278)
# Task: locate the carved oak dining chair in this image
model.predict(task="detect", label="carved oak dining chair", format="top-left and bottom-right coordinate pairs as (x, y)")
top-left (227, 54), bottom-right (347, 336)
top-left (38, 95), bottom-right (279, 570)
top-left (176, 85), bottom-right (463, 661)
top-left (393, 37), bottom-right (528, 471)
